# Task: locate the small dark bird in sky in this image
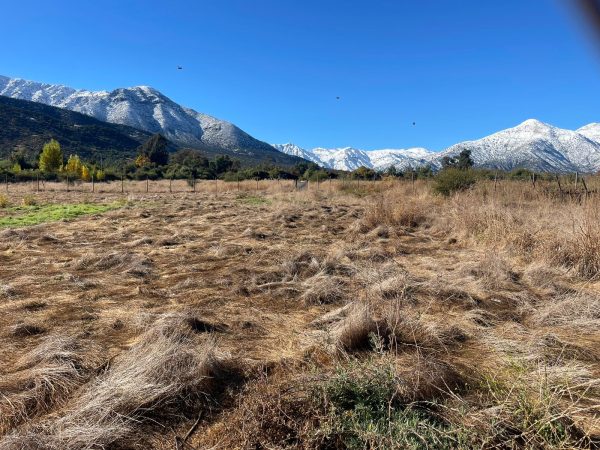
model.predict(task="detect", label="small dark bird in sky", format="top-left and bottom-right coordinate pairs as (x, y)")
top-left (177, 66), bottom-right (183, 70)
top-left (412, 122), bottom-right (416, 126)
top-left (336, 96), bottom-right (340, 100)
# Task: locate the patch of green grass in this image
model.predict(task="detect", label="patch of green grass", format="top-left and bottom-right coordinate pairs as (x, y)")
top-left (235, 195), bottom-right (271, 205)
top-left (0, 202), bottom-right (122, 228)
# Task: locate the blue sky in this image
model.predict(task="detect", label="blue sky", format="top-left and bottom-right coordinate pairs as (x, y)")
top-left (2, 0), bottom-right (599, 151)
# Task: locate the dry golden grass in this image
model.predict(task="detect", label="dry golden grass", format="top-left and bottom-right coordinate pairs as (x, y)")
top-left (0, 178), bottom-right (599, 448)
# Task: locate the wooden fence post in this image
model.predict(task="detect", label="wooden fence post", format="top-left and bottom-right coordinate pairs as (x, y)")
top-left (581, 176), bottom-right (590, 199)
top-left (256, 178), bottom-right (259, 192)
top-left (494, 171), bottom-right (498, 193)
top-left (169, 177), bottom-right (172, 193)
top-left (574, 172), bottom-right (579, 192)
top-left (237, 174), bottom-right (240, 191)
top-left (92, 174), bottom-right (95, 193)
top-left (193, 177), bottom-right (196, 193)
top-left (555, 174), bottom-right (564, 197)
top-left (121, 173), bottom-right (124, 194)
top-left (67, 175), bottom-right (69, 192)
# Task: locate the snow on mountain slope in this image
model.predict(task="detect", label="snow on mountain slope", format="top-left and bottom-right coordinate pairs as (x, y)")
top-left (578, 123), bottom-right (600, 145)
top-left (273, 143), bottom-right (435, 171)
top-left (271, 143), bottom-right (322, 164)
top-left (275, 120), bottom-right (600, 173)
top-left (0, 75), bottom-right (280, 156)
top-left (436, 119), bottom-right (600, 173)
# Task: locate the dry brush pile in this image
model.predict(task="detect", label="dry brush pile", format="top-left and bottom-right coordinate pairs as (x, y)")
top-left (0, 178), bottom-right (598, 449)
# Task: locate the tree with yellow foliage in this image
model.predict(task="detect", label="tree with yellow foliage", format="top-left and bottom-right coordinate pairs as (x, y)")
top-left (65, 154), bottom-right (83, 178)
top-left (81, 165), bottom-right (91, 182)
top-left (39, 139), bottom-right (63, 173)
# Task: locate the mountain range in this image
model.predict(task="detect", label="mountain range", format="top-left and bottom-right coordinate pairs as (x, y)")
top-left (0, 75), bottom-right (304, 167)
top-left (275, 120), bottom-right (600, 173)
top-left (2, 75), bottom-right (600, 173)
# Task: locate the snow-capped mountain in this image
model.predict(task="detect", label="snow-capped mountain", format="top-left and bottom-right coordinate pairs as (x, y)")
top-left (273, 144), bottom-right (435, 171)
top-left (276, 120), bottom-right (600, 173)
top-left (578, 123), bottom-right (600, 145)
top-left (437, 119), bottom-right (600, 173)
top-left (0, 75), bottom-right (284, 159)
top-left (272, 143), bottom-right (323, 165)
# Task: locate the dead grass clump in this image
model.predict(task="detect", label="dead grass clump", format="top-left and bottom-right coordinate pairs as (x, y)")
top-left (2, 318), bottom-right (224, 449)
top-left (301, 273), bottom-right (347, 305)
top-left (533, 293), bottom-right (600, 330)
top-left (358, 195), bottom-right (430, 232)
top-left (73, 251), bottom-right (152, 277)
top-left (0, 335), bottom-right (99, 434)
top-left (0, 284), bottom-right (19, 299)
top-left (384, 304), bottom-right (467, 352)
top-left (464, 253), bottom-right (519, 290)
top-left (549, 213), bottom-right (600, 280)
top-left (369, 272), bottom-right (413, 300)
top-left (330, 303), bottom-right (378, 351)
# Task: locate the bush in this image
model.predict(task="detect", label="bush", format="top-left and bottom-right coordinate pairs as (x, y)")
top-left (433, 168), bottom-right (476, 196)
top-left (22, 194), bottom-right (37, 206)
top-left (0, 194), bottom-right (9, 208)
top-left (317, 357), bottom-right (468, 449)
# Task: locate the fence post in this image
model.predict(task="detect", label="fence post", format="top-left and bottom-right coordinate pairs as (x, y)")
top-left (215, 178), bottom-right (218, 196)
top-left (494, 171), bottom-right (498, 193)
top-left (169, 177), bottom-right (172, 193)
top-left (193, 177), bottom-right (196, 193)
top-left (121, 173), bottom-right (124, 194)
top-left (92, 174), bottom-right (95, 193)
top-left (256, 178), bottom-right (259, 192)
top-left (67, 175), bottom-right (69, 192)
top-left (317, 175), bottom-right (320, 190)
top-left (5, 174), bottom-right (8, 192)
top-left (581, 176), bottom-right (590, 199)
top-left (237, 174), bottom-right (240, 191)
top-left (555, 174), bottom-right (563, 197)
top-left (574, 172), bottom-right (579, 192)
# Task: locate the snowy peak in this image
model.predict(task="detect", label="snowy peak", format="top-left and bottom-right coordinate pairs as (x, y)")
top-left (0, 75), bottom-right (286, 161)
top-left (437, 119), bottom-right (600, 173)
top-left (274, 143), bottom-right (435, 171)
top-left (578, 123), bottom-right (600, 144)
top-left (275, 119), bottom-right (600, 173)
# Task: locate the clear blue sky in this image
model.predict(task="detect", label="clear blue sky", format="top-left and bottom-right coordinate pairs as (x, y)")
top-left (1, 0), bottom-right (599, 151)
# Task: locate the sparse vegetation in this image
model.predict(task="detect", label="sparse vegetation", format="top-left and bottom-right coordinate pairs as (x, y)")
top-left (0, 177), bottom-right (598, 449)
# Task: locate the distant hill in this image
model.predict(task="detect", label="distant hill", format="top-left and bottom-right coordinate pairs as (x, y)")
top-left (0, 95), bottom-right (152, 164)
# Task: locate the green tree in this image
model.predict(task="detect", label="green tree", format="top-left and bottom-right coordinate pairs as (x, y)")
top-left (441, 149), bottom-right (474, 170)
top-left (39, 139), bottom-right (63, 172)
top-left (137, 134), bottom-right (169, 166)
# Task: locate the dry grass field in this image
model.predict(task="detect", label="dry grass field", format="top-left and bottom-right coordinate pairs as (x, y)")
top-left (0, 178), bottom-right (599, 449)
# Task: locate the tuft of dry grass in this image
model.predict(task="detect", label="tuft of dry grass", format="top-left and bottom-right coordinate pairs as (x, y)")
top-left (1, 317), bottom-right (224, 450)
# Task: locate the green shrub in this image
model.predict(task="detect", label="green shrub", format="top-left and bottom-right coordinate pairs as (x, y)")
top-left (433, 168), bottom-right (476, 196)
top-left (0, 194), bottom-right (9, 208)
top-left (316, 358), bottom-right (469, 449)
